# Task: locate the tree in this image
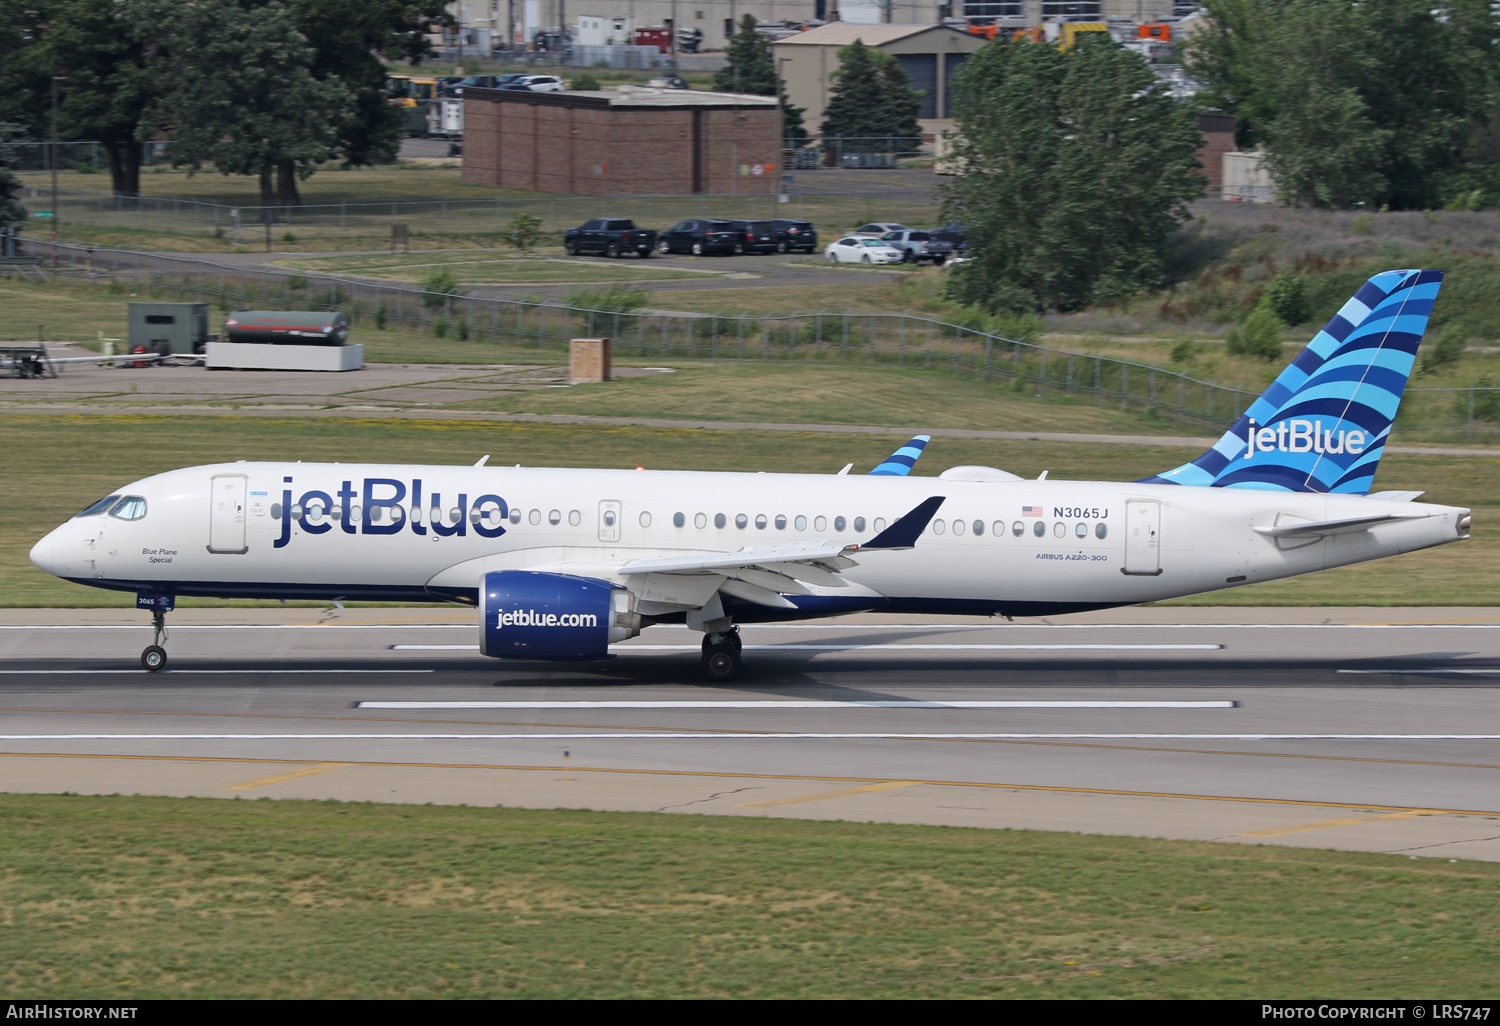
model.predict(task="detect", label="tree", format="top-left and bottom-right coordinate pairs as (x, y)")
top-left (281, 0), bottom-right (449, 168)
top-left (0, 123), bottom-right (27, 234)
top-left (1184, 0), bottom-right (1496, 209)
top-left (714, 16), bottom-right (807, 142)
top-left (146, 0), bottom-right (352, 206)
top-left (819, 40), bottom-right (922, 152)
top-left (940, 36), bottom-right (1204, 313)
top-left (714, 16), bottom-right (778, 95)
top-left (19, 0), bottom-right (169, 200)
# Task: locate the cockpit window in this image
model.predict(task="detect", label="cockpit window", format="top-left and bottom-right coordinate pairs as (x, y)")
top-left (76, 495), bottom-right (121, 518)
top-left (109, 496), bottom-right (147, 521)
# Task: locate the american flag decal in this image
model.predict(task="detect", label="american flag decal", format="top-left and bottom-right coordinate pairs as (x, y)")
top-left (1022, 505), bottom-right (1043, 517)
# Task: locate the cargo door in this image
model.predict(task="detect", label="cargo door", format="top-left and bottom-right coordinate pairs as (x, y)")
top-left (1123, 500), bottom-right (1161, 576)
top-left (208, 475), bottom-right (249, 554)
top-left (598, 500), bottom-right (622, 543)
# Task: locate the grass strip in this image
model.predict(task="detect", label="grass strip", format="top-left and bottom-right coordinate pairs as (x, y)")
top-left (3, 792), bottom-right (1498, 998)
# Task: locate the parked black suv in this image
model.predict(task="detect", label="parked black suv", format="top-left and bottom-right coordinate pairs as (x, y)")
top-left (727, 220), bottom-right (780, 254)
top-left (657, 219), bottom-right (744, 255)
top-left (771, 218), bottom-right (819, 253)
top-left (564, 218), bottom-right (658, 258)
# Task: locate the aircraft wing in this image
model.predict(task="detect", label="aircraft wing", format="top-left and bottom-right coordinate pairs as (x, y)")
top-left (617, 496), bottom-right (946, 608)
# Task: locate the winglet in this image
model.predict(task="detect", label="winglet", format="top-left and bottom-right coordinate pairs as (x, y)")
top-left (869, 435), bottom-right (931, 476)
top-left (859, 496), bottom-right (946, 549)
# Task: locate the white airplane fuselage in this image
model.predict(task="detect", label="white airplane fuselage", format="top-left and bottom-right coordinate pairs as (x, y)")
top-left (29, 461), bottom-right (1471, 619)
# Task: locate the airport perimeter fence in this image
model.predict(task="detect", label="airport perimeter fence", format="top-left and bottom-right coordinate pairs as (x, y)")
top-left (17, 184), bottom-right (941, 245)
top-left (26, 242), bottom-right (1500, 444)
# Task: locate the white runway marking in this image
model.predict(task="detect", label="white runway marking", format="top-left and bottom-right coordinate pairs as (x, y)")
top-left (1338, 668), bottom-right (1500, 675)
top-left (0, 669), bottom-right (433, 675)
top-left (389, 643), bottom-right (1226, 652)
top-left (354, 700), bottom-right (1236, 710)
top-left (3, 733), bottom-right (1496, 741)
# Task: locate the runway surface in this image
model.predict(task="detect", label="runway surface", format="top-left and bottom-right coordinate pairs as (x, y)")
top-left (3, 606), bottom-right (1500, 862)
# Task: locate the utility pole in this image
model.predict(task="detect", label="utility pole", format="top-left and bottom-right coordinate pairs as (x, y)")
top-left (50, 75), bottom-right (66, 267)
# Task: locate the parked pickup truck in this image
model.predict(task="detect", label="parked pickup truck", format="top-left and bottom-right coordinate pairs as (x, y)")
top-left (879, 229), bottom-right (955, 265)
top-left (564, 218), bottom-right (657, 258)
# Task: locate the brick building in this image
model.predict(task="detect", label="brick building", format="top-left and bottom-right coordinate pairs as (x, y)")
top-left (461, 87), bottom-right (783, 195)
top-left (1195, 112), bottom-right (1235, 193)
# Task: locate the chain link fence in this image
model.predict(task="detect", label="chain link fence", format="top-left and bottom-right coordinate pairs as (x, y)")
top-left (20, 241), bottom-right (1500, 445)
top-left (16, 183), bottom-right (940, 246)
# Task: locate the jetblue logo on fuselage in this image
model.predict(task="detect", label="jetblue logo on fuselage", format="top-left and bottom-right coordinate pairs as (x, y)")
top-left (1243, 419), bottom-right (1368, 460)
top-left (273, 476), bottom-right (507, 548)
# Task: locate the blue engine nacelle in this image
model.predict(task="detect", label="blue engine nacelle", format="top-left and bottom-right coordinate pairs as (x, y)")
top-left (480, 570), bottom-right (640, 660)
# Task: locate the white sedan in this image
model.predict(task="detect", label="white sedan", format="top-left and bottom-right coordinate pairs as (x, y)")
top-left (825, 236), bottom-right (905, 264)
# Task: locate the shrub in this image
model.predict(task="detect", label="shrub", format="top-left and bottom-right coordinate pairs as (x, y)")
top-left (1421, 325), bottom-right (1466, 375)
top-left (1226, 303), bottom-right (1285, 361)
top-left (567, 283), bottom-right (649, 314)
top-left (1264, 273), bottom-right (1310, 326)
top-left (433, 315), bottom-right (448, 338)
top-left (286, 274), bottom-right (308, 291)
top-left (569, 72), bottom-right (601, 91)
top-left (505, 212), bottom-right (544, 253)
top-left (375, 302), bottom-right (387, 330)
top-left (419, 266), bottom-right (466, 308)
top-left (1456, 377), bottom-right (1500, 422)
top-left (1170, 337), bottom-right (1200, 363)
top-left (456, 316), bottom-right (470, 341)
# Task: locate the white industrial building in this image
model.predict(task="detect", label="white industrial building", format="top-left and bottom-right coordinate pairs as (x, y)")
top-left (440, 1), bottom-right (1192, 51)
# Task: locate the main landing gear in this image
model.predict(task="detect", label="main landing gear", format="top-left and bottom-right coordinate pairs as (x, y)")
top-left (142, 608), bottom-right (168, 671)
top-left (700, 627), bottom-right (742, 682)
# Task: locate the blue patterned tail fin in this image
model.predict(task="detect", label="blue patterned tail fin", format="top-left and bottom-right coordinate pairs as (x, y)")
top-left (870, 434), bottom-right (931, 476)
top-left (1143, 269), bottom-right (1443, 494)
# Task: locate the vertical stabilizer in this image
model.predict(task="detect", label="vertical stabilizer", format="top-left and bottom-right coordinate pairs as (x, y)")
top-left (1144, 269), bottom-right (1443, 493)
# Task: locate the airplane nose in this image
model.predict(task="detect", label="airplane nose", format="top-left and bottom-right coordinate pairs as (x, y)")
top-left (29, 527), bottom-right (72, 579)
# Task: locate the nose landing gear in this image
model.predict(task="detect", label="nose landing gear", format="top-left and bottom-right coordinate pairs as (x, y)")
top-left (137, 593), bottom-right (173, 671)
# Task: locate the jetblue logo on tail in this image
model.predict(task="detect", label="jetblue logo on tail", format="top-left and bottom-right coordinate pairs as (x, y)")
top-left (1144, 269), bottom-right (1442, 494)
top-left (1244, 419), bottom-right (1367, 458)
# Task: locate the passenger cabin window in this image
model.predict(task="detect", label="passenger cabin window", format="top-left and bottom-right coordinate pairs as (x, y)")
top-left (76, 495), bottom-right (121, 518)
top-left (109, 496), bottom-right (147, 521)
top-left (673, 512), bottom-right (686, 528)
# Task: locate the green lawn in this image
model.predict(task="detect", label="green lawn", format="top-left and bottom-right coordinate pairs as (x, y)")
top-left (4, 414), bottom-right (1498, 607)
top-left (3, 793), bottom-right (1498, 998)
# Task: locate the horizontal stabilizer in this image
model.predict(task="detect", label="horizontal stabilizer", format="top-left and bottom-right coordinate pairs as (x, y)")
top-left (1367, 490), bottom-right (1425, 502)
top-left (1253, 513), bottom-right (1422, 539)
